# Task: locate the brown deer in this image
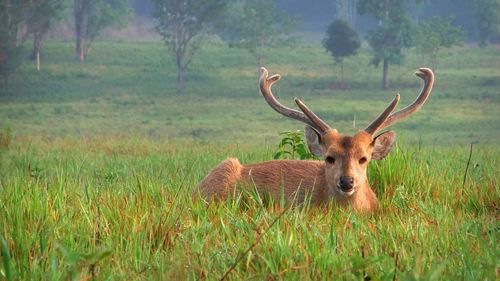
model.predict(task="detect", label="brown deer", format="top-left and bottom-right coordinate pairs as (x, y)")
top-left (198, 67), bottom-right (434, 212)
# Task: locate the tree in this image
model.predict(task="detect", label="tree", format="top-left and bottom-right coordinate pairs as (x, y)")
top-left (472, 0), bottom-right (500, 46)
top-left (217, 0), bottom-right (296, 71)
top-left (0, 0), bottom-right (29, 86)
top-left (414, 17), bottom-right (463, 70)
top-left (27, 0), bottom-right (67, 71)
top-left (323, 19), bottom-right (360, 85)
top-left (73, 0), bottom-right (132, 61)
top-left (154, 0), bottom-right (227, 93)
top-left (357, 0), bottom-right (414, 89)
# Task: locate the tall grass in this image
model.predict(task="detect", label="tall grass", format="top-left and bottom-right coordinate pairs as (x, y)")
top-left (0, 41), bottom-right (498, 279)
top-left (0, 137), bottom-right (498, 279)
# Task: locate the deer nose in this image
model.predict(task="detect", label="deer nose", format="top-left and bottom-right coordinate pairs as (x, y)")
top-left (339, 176), bottom-right (354, 191)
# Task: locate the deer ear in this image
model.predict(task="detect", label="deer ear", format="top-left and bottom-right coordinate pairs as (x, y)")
top-left (371, 131), bottom-right (396, 160)
top-left (305, 126), bottom-right (323, 157)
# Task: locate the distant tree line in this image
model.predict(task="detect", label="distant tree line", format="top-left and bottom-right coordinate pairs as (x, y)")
top-left (276, 0), bottom-right (500, 44)
top-left (74, 0), bottom-right (132, 62)
top-left (1, 0), bottom-right (499, 91)
top-left (1, 0), bottom-right (67, 80)
top-left (324, 0), bottom-right (466, 89)
top-left (0, 0), bottom-right (132, 79)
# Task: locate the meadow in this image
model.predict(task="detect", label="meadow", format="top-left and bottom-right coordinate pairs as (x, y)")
top-left (0, 40), bottom-right (499, 280)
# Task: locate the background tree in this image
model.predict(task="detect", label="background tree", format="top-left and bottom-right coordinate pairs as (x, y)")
top-left (414, 17), bottom-right (463, 70)
top-left (0, 0), bottom-right (29, 85)
top-left (217, 0), bottom-right (296, 71)
top-left (472, 0), bottom-right (500, 46)
top-left (323, 19), bottom-right (360, 85)
top-left (73, 0), bottom-right (132, 61)
top-left (357, 0), bottom-right (415, 89)
top-left (27, 0), bottom-right (67, 71)
top-left (154, 0), bottom-right (227, 93)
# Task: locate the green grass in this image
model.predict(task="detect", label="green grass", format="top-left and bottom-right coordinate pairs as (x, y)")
top-left (1, 41), bottom-right (499, 145)
top-left (0, 138), bottom-right (498, 279)
top-left (0, 40), bottom-right (499, 279)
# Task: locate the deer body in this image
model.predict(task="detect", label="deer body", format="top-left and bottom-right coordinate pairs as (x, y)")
top-left (198, 67), bottom-right (434, 213)
top-left (199, 158), bottom-right (327, 204)
top-left (199, 132), bottom-right (382, 212)
top-left (199, 158), bottom-right (379, 212)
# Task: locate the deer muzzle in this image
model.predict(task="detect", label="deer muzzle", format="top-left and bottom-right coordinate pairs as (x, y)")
top-left (338, 176), bottom-right (355, 193)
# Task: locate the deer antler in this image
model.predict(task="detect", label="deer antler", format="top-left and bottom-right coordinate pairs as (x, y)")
top-left (294, 98), bottom-right (332, 134)
top-left (364, 94), bottom-right (400, 135)
top-left (365, 68), bottom-right (434, 135)
top-left (259, 67), bottom-right (332, 135)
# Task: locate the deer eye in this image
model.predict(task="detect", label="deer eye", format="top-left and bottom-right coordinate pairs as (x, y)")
top-left (359, 157), bottom-right (367, 165)
top-left (325, 156), bottom-right (335, 164)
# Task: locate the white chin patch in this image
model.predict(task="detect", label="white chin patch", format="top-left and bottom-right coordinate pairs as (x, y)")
top-left (337, 186), bottom-right (356, 196)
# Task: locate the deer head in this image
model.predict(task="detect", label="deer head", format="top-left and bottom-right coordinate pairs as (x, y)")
top-left (259, 67), bottom-right (434, 198)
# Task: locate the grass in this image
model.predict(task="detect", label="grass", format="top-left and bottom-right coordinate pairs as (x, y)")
top-left (0, 138), bottom-right (498, 279)
top-left (1, 41), bottom-right (499, 145)
top-left (0, 40), bottom-right (499, 279)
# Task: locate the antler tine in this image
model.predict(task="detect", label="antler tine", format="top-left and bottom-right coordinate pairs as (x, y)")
top-left (259, 67), bottom-right (327, 134)
top-left (365, 68), bottom-right (435, 135)
top-left (294, 98), bottom-right (332, 134)
top-left (364, 94), bottom-right (400, 135)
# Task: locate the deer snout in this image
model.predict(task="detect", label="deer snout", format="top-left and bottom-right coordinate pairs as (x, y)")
top-left (338, 176), bottom-right (354, 192)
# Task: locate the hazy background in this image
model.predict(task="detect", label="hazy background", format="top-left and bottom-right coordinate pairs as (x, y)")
top-left (43, 0), bottom-right (496, 42)
top-left (43, 1), bottom-right (495, 41)
top-left (1, 0), bottom-right (499, 147)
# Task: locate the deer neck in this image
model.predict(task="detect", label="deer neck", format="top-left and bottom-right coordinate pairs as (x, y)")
top-left (349, 179), bottom-right (379, 212)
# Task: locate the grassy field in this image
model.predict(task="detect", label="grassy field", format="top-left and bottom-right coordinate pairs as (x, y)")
top-left (1, 41), bottom-right (499, 144)
top-left (0, 40), bottom-right (499, 280)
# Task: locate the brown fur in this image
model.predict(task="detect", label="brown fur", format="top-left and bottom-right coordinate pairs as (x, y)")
top-left (198, 158), bottom-right (242, 200)
top-left (197, 133), bottom-right (381, 213)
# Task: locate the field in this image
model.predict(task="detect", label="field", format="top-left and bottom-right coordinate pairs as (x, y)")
top-left (0, 40), bottom-right (499, 280)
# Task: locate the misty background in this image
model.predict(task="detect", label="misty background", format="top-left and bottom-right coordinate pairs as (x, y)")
top-left (0, 0), bottom-right (499, 146)
top-left (40, 0), bottom-right (497, 43)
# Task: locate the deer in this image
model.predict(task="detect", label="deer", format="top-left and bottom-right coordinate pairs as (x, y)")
top-left (197, 67), bottom-right (434, 212)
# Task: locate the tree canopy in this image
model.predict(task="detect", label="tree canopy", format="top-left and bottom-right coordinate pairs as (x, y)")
top-left (414, 17), bottom-right (463, 69)
top-left (74, 0), bottom-right (132, 61)
top-left (357, 0), bottom-right (415, 89)
top-left (323, 19), bottom-right (360, 84)
top-left (154, 0), bottom-right (227, 93)
top-left (0, 0), bottom-right (29, 83)
top-left (217, 0), bottom-right (296, 69)
top-left (27, 0), bottom-right (67, 70)
top-left (472, 0), bottom-right (500, 46)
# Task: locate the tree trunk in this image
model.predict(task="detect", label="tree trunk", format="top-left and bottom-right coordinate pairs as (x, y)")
top-left (76, 35), bottom-right (85, 61)
top-left (74, 0), bottom-right (89, 62)
top-left (32, 32), bottom-right (42, 71)
top-left (36, 50), bottom-right (40, 71)
top-left (382, 59), bottom-right (389, 90)
top-left (177, 67), bottom-right (185, 93)
top-left (176, 52), bottom-right (185, 93)
top-left (340, 59), bottom-right (344, 84)
top-left (75, 18), bottom-right (86, 61)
